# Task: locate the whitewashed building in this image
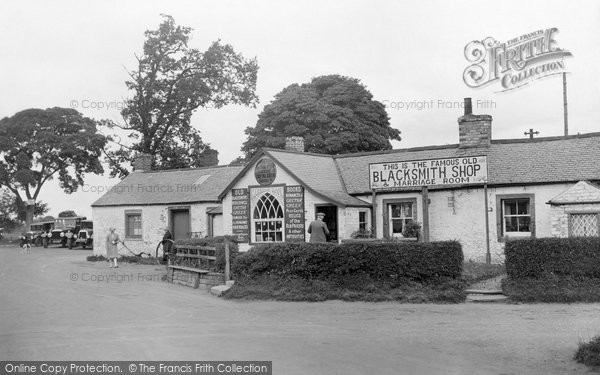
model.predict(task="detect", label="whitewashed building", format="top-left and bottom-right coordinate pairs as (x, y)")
top-left (92, 101), bottom-right (600, 262)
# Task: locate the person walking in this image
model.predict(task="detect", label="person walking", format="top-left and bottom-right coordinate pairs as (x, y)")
top-left (308, 212), bottom-right (330, 243)
top-left (162, 228), bottom-right (173, 262)
top-left (106, 227), bottom-right (120, 268)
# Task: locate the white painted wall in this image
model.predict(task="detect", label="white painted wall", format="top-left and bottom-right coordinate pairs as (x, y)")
top-left (92, 202), bottom-right (216, 257)
top-left (359, 183), bottom-right (574, 262)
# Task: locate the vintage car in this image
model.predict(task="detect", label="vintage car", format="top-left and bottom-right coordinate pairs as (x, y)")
top-left (51, 216), bottom-right (86, 247)
top-left (75, 220), bottom-right (93, 249)
top-left (30, 221), bottom-right (55, 246)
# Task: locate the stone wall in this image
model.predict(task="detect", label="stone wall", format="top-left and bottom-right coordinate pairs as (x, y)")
top-left (551, 203), bottom-right (600, 237)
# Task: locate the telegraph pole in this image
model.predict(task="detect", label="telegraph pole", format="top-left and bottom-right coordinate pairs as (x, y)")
top-left (563, 72), bottom-right (569, 136)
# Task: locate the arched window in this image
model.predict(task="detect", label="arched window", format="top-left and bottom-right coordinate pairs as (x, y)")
top-left (253, 193), bottom-right (284, 242)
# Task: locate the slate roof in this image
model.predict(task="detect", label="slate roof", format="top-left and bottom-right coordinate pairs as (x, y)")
top-left (263, 149), bottom-right (371, 207)
top-left (334, 133), bottom-right (600, 194)
top-left (92, 165), bottom-right (244, 207)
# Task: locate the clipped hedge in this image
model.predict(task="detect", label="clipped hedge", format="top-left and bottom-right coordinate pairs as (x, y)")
top-left (175, 236), bottom-right (239, 272)
top-left (232, 241), bottom-right (463, 282)
top-left (505, 237), bottom-right (600, 279)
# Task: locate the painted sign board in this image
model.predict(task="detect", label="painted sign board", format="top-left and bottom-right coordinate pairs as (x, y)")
top-left (284, 185), bottom-right (305, 242)
top-left (369, 156), bottom-right (488, 190)
top-left (231, 188), bottom-right (250, 242)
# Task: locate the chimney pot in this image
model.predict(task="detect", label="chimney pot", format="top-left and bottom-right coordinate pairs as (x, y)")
top-left (464, 98), bottom-right (472, 116)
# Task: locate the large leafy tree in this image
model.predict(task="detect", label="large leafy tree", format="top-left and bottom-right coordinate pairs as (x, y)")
top-left (106, 15), bottom-right (259, 177)
top-left (242, 75), bottom-right (401, 159)
top-left (0, 108), bottom-right (106, 231)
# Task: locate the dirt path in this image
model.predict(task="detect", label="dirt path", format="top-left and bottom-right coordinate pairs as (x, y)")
top-left (0, 246), bottom-right (598, 374)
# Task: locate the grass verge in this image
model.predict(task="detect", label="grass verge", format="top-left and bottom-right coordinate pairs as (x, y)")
top-left (502, 276), bottom-right (600, 303)
top-left (223, 274), bottom-right (466, 303)
top-left (575, 335), bottom-right (600, 367)
top-left (87, 254), bottom-right (165, 265)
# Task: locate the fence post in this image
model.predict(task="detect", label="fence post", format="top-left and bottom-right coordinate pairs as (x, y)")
top-left (224, 241), bottom-right (231, 282)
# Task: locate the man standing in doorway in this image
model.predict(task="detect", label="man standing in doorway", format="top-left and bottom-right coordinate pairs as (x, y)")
top-left (308, 212), bottom-right (329, 243)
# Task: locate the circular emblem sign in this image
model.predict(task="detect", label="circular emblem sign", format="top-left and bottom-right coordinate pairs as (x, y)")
top-left (255, 158), bottom-right (277, 186)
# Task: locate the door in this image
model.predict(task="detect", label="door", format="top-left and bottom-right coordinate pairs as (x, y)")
top-left (171, 210), bottom-right (190, 241)
top-left (315, 205), bottom-right (338, 242)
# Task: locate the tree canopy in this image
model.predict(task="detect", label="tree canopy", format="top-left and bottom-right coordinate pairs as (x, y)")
top-left (58, 210), bottom-right (78, 217)
top-left (0, 107), bottom-right (106, 230)
top-left (241, 75), bottom-right (401, 159)
top-left (106, 15), bottom-right (259, 177)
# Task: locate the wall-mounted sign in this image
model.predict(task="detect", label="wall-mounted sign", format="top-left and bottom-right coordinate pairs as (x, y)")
top-left (369, 156), bottom-right (488, 190)
top-left (285, 185), bottom-right (305, 242)
top-left (255, 158), bottom-right (277, 186)
top-left (231, 188), bottom-right (250, 242)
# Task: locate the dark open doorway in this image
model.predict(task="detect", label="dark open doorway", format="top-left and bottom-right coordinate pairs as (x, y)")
top-left (315, 205), bottom-right (338, 242)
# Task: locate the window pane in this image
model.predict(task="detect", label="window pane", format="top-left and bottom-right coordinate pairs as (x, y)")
top-left (517, 200), bottom-right (529, 215)
top-left (391, 205), bottom-right (402, 218)
top-left (402, 204), bottom-right (412, 218)
top-left (505, 217), bottom-right (518, 232)
top-left (392, 219), bottom-right (403, 234)
top-left (504, 201), bottom-right (517, 216)
top-left (518, 217), bottom-right (531, 232)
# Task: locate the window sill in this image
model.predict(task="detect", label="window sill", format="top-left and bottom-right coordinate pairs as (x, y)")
top-left (125, 237), bottom-right (143, 241)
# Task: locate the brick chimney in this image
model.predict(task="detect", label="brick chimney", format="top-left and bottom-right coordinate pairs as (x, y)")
top-left (458, 98), bottom-right (492, 148)
top-left (285, 136), bottom-right (305, 152)
top-left (132, 153), bottom-right (153, 171)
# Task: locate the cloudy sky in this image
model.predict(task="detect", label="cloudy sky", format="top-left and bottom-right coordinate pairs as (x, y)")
top-left (1, 0), bottom-right (599, 218)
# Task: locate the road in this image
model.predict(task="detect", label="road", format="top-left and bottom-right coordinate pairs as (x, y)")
top-left (0, 245), bottom-right (598, 374)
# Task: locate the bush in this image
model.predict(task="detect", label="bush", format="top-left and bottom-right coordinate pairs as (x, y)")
top-left (505, 237), bottom-right (600, 278)
top-left (175, 236), bottom-right (239, 272)
top-left (575, 336), bottom-right (600, 367)
top-left (232, 241), bottom-right (463, 282)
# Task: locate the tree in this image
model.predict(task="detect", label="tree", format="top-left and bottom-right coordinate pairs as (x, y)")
top-left (105, 15), bottom-right (259, 177)
top-left (0, 108), bottom-right (107, 231)
top-left (242, 75), bottom-right (401, 158)
top-left (0, 188), bottom-right (48, 231)
top-left (58, 210), bottom-right (77, 217)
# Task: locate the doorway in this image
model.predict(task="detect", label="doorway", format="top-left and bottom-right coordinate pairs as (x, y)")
top-left (170, 209), bottom-right (190, 241)
top-left (315, 205), bottom-right (338, 242)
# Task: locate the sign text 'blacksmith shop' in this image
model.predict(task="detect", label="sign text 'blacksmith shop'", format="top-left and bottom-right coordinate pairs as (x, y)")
top-left (369, 156), bottom-right (488, 190)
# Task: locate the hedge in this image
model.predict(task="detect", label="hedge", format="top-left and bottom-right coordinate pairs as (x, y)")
top-left (232, 241), bottom-right (463, 281)
top-left (505, 237), bottom-right (600, 279)
top-left (174, 236), bottom-right (239, 272)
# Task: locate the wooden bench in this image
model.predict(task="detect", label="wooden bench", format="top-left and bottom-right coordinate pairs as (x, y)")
top-left (167, 245), bottom-right (218, 289)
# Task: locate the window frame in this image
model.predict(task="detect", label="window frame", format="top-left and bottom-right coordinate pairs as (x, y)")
top-left (124, 210), bottom-right (142, 239)
top-left (568, 211), bottom-right (600, 237)
top-left (382, 198), bottom-right (418, 239)
top-left (251, 192), bottom-right (284, 243)
top-left (495, 194), bottom-right (535, 242)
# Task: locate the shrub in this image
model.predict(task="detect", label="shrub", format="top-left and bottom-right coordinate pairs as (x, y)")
top-left (175, 236), bottom-right (239, 272)
top-left (232, 241), bottom-right (463, 282)
top-left (350, 228), bottom-right (375, 239)
top-left (575, 336), bottom-right (600, 367)
top-left (502, 275), bottom-right (600, 303)
top-left (505, 237), bottom-right (600, 279)
top-left (402, 221), bottom-right (421, 239)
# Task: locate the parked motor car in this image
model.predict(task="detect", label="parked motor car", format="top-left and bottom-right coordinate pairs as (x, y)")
top-left (51, 216), bottom-right (86, 247)
top-left (30, 221), bottom-right (55, 246)
top-left (75, 220), bottom-right (93, 249)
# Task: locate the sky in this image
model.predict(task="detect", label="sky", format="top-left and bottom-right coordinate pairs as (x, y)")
top-left (1, 0), bottom-right (599, 218)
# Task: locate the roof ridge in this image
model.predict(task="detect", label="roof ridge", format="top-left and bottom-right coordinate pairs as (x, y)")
top-left (139, 164), bottom-right (243, 174)
top-left (492, 132), bottom-right (600, 144)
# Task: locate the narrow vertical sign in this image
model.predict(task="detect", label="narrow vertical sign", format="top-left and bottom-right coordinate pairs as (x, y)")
top-left (285, 185), bottom-right (305, 242)
top-left (231, 188), bottom-right (250, 242)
